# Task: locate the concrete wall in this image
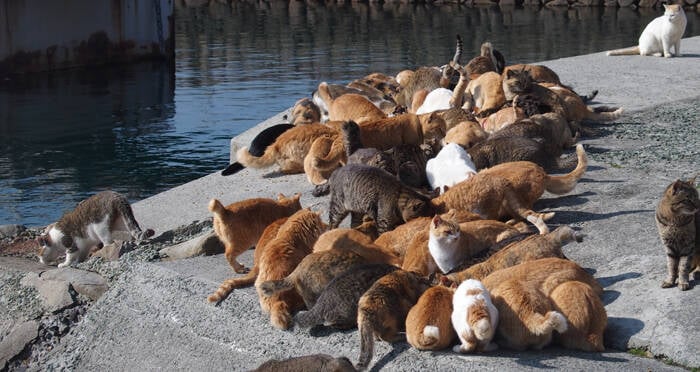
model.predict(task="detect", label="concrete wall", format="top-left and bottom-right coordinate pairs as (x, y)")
top-left (0, 0), bottom-right (174, 75)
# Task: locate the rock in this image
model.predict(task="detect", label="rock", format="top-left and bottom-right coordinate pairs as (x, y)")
top-left (159, 231), bottom-right (223, 260)
top-left (90, 241), bottom-right (124, 261)
top-left (546, 0), bottom-right (569, 7)
top-left (0, 320), bottom-right (39, 370)
top-left (40, 268), bottom-right (108, 301)
top-left (637, 0), bottom-right (657, 6)
top-left (617, 0), bottom-right (635, 6)
top-left (0, 225), bottom-right (26, 239)
top-left (20, 273), bottom-right (74, 312)
top-left (0, 257), bottom-right (52, 273)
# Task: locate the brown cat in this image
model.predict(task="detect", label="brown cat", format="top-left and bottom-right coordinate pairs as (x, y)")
top-left (443, 120), bottom-right (488, 149)
top-left (356, 269), bottom-right (432, 370)
top-left (393, 66), bottom-right (443, 110)
top-left (209, 193), bottom-right (302, 274)
top-left (488, 113), bottom-right (576, 158)
top-left (447, 225), bottom-right (583, 283)
top-left (236, 123), bottom-right (339, 174)
top-left (501, 68), bottom-right (568, 119)
top-left (463, 71), bottom-right (506, 118)
top-left (328, 164), bottom-right (435, 233)
top-left (207, 217), bottom-right (287, 304)
top-left (550, 280), bottom-right (607, 352)
top-left (656, 176), bottom-right (700, 290)
top-left (252, 354), bottom-right (357, 372)
top-left (303, 134), bottom-right (340, 186)
top-left (541, 83), bottom-right (623, 125)
top-left (433, 107), bottom-right (478, 132)
top-left (290, 97), bottom-right (322, 125)
top-left (316, 84), bottom-right (387, 124)
top-left (481, 258), bottom-right (603, 351)
top-left (405, 285), bottom-right (456, 351)
top-left (502, 64), bottom-right (565, 87)
top-left (312, 227), bottom-right (400, 267)
top-left (478, 105), bottom-right (526, 133)
top-left (254, 209), bottom-right (327, 329)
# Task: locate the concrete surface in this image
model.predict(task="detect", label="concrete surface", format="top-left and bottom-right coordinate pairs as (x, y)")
top-left (32, 36), bottom-right (700, 370)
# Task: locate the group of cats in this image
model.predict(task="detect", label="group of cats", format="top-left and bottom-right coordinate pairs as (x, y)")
top-left (31, 5), bottom-right (696, 370)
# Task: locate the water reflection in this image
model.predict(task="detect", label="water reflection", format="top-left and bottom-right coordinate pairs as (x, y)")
top-left (1, 1), bottom-right (698, 226)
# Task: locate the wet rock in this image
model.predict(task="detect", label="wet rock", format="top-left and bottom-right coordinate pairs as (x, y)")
top-left (40, 268), bottom-right (108, 302)
top-left (159, 230), bottom-right (224, 260)
top-left (20, 273), bottom-right (74, 312)
top-left (0, 225), bottom-right (26, 239)
top-left (0, 320), bottom-right (39, 370)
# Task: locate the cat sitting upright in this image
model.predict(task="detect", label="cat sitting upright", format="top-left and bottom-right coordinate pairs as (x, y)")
top-left (37, 190), bottom-right (153, 267)
top-left (607, 4), bottom-right (687, 58)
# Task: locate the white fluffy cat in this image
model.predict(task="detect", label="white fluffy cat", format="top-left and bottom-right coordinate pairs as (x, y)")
top-left (425, 143), bottom-right (477, 194)
top-left (415, 87), bottom-right (453, 115)
top-left (451, 279), bottom-right (499, 353)
top-left (607, 4), bottom-right (687, 58)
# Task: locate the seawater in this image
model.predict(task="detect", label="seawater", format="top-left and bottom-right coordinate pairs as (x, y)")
top-left (1, 1), bottom-right (698, 227)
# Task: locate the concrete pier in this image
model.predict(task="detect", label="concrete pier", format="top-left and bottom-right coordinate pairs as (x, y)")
top-left (33, 37), bottom-right (700, 370)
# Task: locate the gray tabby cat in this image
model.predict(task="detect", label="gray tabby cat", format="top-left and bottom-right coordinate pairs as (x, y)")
top-left (656, 176), bottom-right (700, 290)
top-left (36, 190), bottom-right (153, 267)
top-left (327, 164), bottom-right (435, 233)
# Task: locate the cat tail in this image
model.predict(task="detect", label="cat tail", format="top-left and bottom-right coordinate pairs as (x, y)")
top-left (207, 266), bottom-right (259, 304)
top-left (236, 146), bottom-right (278, 169)
top-left (579, 90), bottom-right (598, 103)
top-left (551, 225), bottom-right (584, 246)
top-left (221, 162), bottom-right (244, 176)
top-left (311, 136), bottom-right (346, 172)
top-left (472, 317), bottom-right (494, 342)
top-left (530, 311), bottom-right (568, 336)
top-left (259, 278), bottom-right (294, 298)
top-left (356, 311), bottom-right (375, 371)
top-left (544, 144), bottom-right (587, 195)
top-left (606, 46), bottom-right (640, 56)
top-left (585, 106), bottom-right (624, 122)
top-left (115, 196), bottom-right (151, 241)
top-left (415, 325), bottom-right (441, 349)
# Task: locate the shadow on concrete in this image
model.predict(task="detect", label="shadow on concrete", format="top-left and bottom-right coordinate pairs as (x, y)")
top-left (605, 317), bottom-right (645, 350)
top-left (370, 342), bottom-right (411, 372)
top-left (537, 192), bottom-right (595, 209)
top-left (602, 290), bottom-right (621, 305)
top-left (578, 177), bottom-right (626, 183)
top-left (547, 209), bottom-right (654, 225)
top-left (597, 271), bottom-right (643, 288)
top-left (503, 347), bottom-right (632, 369)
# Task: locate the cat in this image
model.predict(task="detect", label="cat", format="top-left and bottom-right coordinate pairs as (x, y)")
top-left (442, 120), bottom-right (489, 149)
top-left (221, 123), bottom-right (296, 176)
top-left (312, 226), bottom-right (400, 266)
top-left (315, 85), bottom-right (387, 124)
top-left (502, 68), bottom-right (568, 119)
top-left (425, 143), bottom-right (477, 194)
top-left (540, 83), bottom-right (624, 125)
top-left (290, 97), bottom-right (322, 125)
top-left (236, 123), bottom-right (340, 174)
top-left (207, 217), bottom-right (287, 304)
top-left (447, 225), bottom-right (583, 283)
top-left (37, 190), bottom-right (153, 267)
top-left (303, 134), bottom-right (340, 186)
top-left (655, 176), bottom-right (700, 290)
top-left (405, 284), bottom-right (456, 351)
top-left (254, 209), bottom-right (327, 329)
top-left (501, 64), bottom-right (598, 103)
top-left (451, 279), bottom-right (499, 353)
top-left (408, 213), bottom-right (528, 275)
top-left (467, 135), bottom-right (578, 171)
top-left (464, 42), bottom-right (499, 80)
top-left (356, 269), bottom-right (432, 370)
top-left (415, 88), bottom-right (454, 115)
top-left (462, 71), bottom-right (506, 118)
top-left (294, 263), bottom-right (399, 330)
top-left (607, 4), bottom-right (687, 58)
top-left (488, 113), bottom-right (577, 157)
top-left (550, 280), bottom-right (607, 352)
top-left (478, 105), bottom-right (526, 133)
top-left (252, 354), bottom-right (357, 372)
top-left (208, 193), bottom-right (301, 273)
top-left (327, 164), bottom-right (435, 233)
top-left (481, 258), bottom-right (603, 351)
top-left (393, 66), bottom-right (443, 110)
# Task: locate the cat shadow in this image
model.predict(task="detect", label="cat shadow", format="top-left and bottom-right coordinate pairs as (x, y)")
top-left (597, 272), bottom-right (643, 288)
top-left (577, 177), bottom-right (625, 183)
top-left (369, 341), bottom-right (411, 372)
top-left (262, 171), bottom-right (287, 179)
top-left (536, 192), bottom-right (594, 209)
top-left (678, 53), bottom-right (700, 58)
top-left (604, 317), bottom-right (645, 350)
top-left (547, 209), bottom-right (654, 225)
top-left (580, 145), bottom-right (611, 155)
top-left (503, 346), bottom-right (630, 369)
top-left (307, 325), bottom-right (355, 338)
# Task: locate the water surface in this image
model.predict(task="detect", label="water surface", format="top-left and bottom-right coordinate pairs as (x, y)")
top-left (1, 1), bottom-right (698, 226)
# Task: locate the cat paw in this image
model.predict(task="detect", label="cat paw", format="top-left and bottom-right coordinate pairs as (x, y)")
top-left (234, 266), bottom-right (250, 274)
top-left (678, 282), bottom-right (690, 291)
top-left (661, 280), bottom-right (676, 288)
top-left (57, 263), bottom-right (69, 268)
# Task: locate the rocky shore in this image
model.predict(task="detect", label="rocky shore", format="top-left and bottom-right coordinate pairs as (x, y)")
top-left (1, 38), bottom-right (699, 371)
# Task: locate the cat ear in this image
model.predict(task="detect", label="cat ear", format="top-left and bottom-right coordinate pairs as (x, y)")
top-left (688, 174), bottom-right (698, 186)
top-left (506, 69), bottom-right (516, 79)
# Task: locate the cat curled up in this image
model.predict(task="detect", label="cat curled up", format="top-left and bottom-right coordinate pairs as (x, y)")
top-left (37, 191), bottom-right (154, 267)
top-left (209, 193), bottom-right (301, 274)
top-left (451, 279), bottom-right (499, 353)
top-left (656, 176), bottom-right (700, 290)
top-left (607, 4), bottom-right (687, 58)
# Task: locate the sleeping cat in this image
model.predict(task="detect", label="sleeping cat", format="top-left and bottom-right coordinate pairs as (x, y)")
top-left (448, 225), bottom-right (582, 283)
top-left (467, 135), bottom-right (579, 171)
top-left (356, 269), bottom-right (432, 370)
top-left (607, 4), bottom-right (687, 58)
top-left (254, 209), bottom-right (327, 330)
top-left (294, 263), bottom-right (399, 330)
top-left (451, 279), bottom-right (499, 353)
top-left (207, 217), bottom-right (287, 304)
top-left (37, 190), bottom-right (153, 267)
top-left (405, 285), bottom-right (456, 351)
top-left (208, 193), bottom-right (301, 273)
top-left (655, 176), bottom-right (700, 290)
top-left (327, 164), bottom-right (435, 233)
top-left (425, 143), bottom-right (477, 194)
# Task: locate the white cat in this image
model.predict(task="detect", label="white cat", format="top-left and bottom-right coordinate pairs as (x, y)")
top-left (415, 87), bottom-right (453, 115)
top-left (607, 4), bottom-right (687, 58)
top-left (37, 191), bottom-right (153, 267)
top-left (451, 279), bottom-right (499, 353)
top-left (425, 143), bottom-right (477, 194)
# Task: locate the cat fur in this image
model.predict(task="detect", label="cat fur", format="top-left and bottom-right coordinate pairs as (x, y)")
top-left (38, 190), bottom-right (153, 267)
top-left (208, 193), bottom-right (302, 274)
top-left (316, 85), bottom-right (387, 124)
top-left (426, 143), bottom-right (477, 194)
top-left (405, 285), bottom-right (456, 351)
top-left (451, 279), bottom-right (499, 353)
top-left (221, 123), bottom-right (295, 176)
top-left (252, 354), bottom-right (357, 372)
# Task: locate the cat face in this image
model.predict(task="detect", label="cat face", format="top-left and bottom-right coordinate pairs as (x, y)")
top-left (36, 226), bottom-right (68, 265)
top-left (430, 215), bottom-right (459, 242)
top-left (663, 4), bottom-right (683, 21)
top-left (291, 98), bottom-right (321, 125)
top-left (503, 69), bottom-right (533, 95)
top-left (666, 178), bottom-right (700, 215)
top-left (401, 199), bottom-right (433, 223)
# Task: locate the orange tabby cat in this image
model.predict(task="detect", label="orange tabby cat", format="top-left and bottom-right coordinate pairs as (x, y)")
top-left (290, 97), bottom-right (322, 125)
top-left (236, 124), bottom-right (339, 174)
top-left (254, 209), bottom-right (327, 330)
top-left (462, 71), bottom-right (506, 118)
top-left (550, 280), bottom-right (607, 351)
top-left (207, 217), bottom-right (287, 304)
top-left (540, 83), bottom-right (623, 124)
top-left (405, 285), bottom-right (456, 351)
top-left (442, 120), bottom-right (488, 149)
top-left (312, 227), bottom-right (401, 267)
top-left (209, 193), bottom-right (302, 273)
top-left (479, 105), bottom-right (526, 133)
top-left (316, 83), bottom-right (387, 124)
